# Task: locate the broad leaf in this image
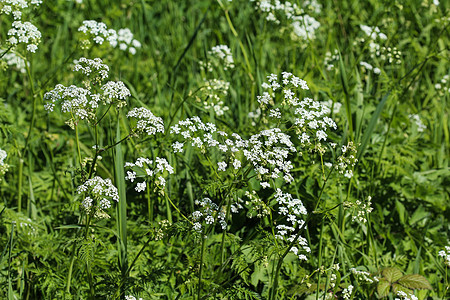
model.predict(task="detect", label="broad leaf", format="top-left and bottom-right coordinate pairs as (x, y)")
top-left (398, 274), bottom-right (432, 290)
top-left (377, 279), bottom-right (391, 298)
top-left (382, 267), bottom-right (403, 283)
top-left (392, 283), bottom-right (413, 296)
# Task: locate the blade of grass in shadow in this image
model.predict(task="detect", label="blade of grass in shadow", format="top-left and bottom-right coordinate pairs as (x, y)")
top-left (357, 90), bottom-right (391, 162)
top-left (7, 222), bottom-right (15, 300)
top-left (171, 7), bottom-right (209, 78)
top-left (338, 52), bottom-right (353, 141)
top-left (114, 116), bottom-right (128, 295)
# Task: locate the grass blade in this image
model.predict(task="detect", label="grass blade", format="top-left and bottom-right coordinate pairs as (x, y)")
top-left (115, 115), bottom-right (128, 290)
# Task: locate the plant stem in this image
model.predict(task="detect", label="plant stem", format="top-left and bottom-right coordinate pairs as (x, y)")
top-left (197, 236), bottom-right (206, 300)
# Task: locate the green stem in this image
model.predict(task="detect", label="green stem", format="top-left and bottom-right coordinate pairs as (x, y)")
top-left (316, 219), bottom-right (325, 300)
top-left (18, 158), bottom-right (24, 213)
top-left (64, 241), bottom-right (77, 297)
top-left (23, 57), bottom-right (38, 153)
top-left (197, 236), bottom-right (206, 300)
top-left (74, 124), bottom-right (83, 172)
top-left (165, 193), bottom-right (191, 224)
top-left (147, 181), bottom-right (153, 222)
top-left (223, 10), bottom-right (254, 82)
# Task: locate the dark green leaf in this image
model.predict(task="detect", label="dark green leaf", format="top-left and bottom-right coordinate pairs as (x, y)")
top-left (382, 267), bottom-right (403, 283)
top-left (377, 279), bottom-right (391, 297)
top-left (398, 274), bottom-right (432, 290)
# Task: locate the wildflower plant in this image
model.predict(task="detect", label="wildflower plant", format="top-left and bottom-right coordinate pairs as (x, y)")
top-left (44, 57), bottom-right (130, 129)
top-left (253, 0), bottom-right (321, 41)
top-left (78, 20), bottom-right (142, 55)
top-left (77, 176), bottom-right (119, 219)
top-left (1, 1), bottom-right (448, 299)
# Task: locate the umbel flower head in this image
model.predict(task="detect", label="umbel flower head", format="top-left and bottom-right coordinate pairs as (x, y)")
top-left (77, 176), bottom-right (119, 218)
top-left (126, 107), bottom-right (165, 136)
top-left (44, 57), bottom-right (130, 128)
top-left (7, 20), bottom-right (41, 52)
top-left (78, 20), bottom-right (142, 55)
top-left (124, 156), bottom-right (174, 193)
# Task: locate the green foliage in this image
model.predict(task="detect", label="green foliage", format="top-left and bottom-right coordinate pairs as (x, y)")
top-left (1, 0), bottom-right (449, 299)
top-left (377, 267), bottom-right (432, 298)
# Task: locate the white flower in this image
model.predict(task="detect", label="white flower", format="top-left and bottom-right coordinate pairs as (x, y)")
top-left (77, 176), bottom-right (119, 216)
top-left (135, 182), bottom-right (146, 192)
top-left (217, 161), bottom-right (227, 171)
top-left (78, 20), bottom-right (141, 54)
top-left (0, 149), bottom-right (7, 165)
top-left (127, 107), bottom-right (165, 135)
top-left (7, 21), bottom-right (41, 52)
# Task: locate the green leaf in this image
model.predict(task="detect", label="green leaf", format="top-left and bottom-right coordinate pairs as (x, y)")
top-left (392, 283), bottom-right (413, 296)
top-left (357, 90), bottom-right (391, 161)
top-left (409, 206), bottom-right (428, 226)
top-left (395, 200), bottom-right (406, 225)
top-left (377, 279), bottom-right (391, 298)
top-left (397, 274), bottom-right (432, 290)
top-left (382, 267), bottom-right (403, 283)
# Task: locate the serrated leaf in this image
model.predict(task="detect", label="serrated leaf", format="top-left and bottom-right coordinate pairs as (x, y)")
top-left (382, 267), bottom-right (403, 283)
top-left (377, 279), bottom-right (391, 297)
top-left (398, 274), bottom-right (432, 290)
top-left (392, 283), bottom-right (413, 296)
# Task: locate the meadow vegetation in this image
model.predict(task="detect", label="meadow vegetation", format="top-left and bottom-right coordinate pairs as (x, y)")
top-left (0, 0), bottom-right (449, 299)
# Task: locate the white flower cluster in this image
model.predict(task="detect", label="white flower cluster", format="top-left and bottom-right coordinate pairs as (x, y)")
top-left (43, 84), bottom-right (93, 120)
top-left (260, 72), bottom-right (337, 145)
top-left (246, 128), bottom-right (296, 184)
top-left (438, 246), bottom-right (450, 267)
top-left (0, 50), bottom-right (28, 73)
top-left (0, 0), bottom-right (42, 19)
top-left (126, 107), bottom-right (165, 136)
top-left (350, 268), bottom-right (378, 283)
top-left (344, 196), bottom-right (373, 223)
top-left (321, 99), bottom-right (342, 114)
top-left (0, 148), bottom-right (8, 181)
top-left (155, 219), bottom-right (171, 241)
top-left (124, 156), bottom-right (174, 192)
top-left (78, 20), bottom-right (142, 55)
top-left (208, 45), bottom-right (235, 70)
top-left (7, 20), bottom-right (41, 52)
top-left (434, 74), bottom-right (449, 94)
top-left (334, 141), bottom-right (358, 178)
top-left (171, 116), bottom-right (296, 188)
top-left (256, 0), bottom-right (301, 24)
top-left (244, 190), bottom-right (270, 218)
top-left (44, 58), bottom-right (131, 127)
top-left (395, 291), bottom-right (418, 300)
top-left (360, 25), bottom-right (387, 40)
top-left (274, 188), bottom-right (310, 260)
top-left (342, 285), bottom-right (353, 299)
top-left (73, 57), bottom-right (110, 83)
top-left (191, 198), bottom-right (227, 233)
top-left (44, 81), bottom-right (130, 125)
top-left (408, 114), bottom-right (426, 133)
top-left (303, 0), bottom-right (322, 14)
top-left (360, 61), bottom-right (381, 75)
top-left (355, 26), bottom-right (402, 66)
top-left (291, 15), bottom-right (321, 40)
top-left (199, 79), bottom-right (230, 116)
top-left (77, 176), bottom-right (119, 217)
top-left (324, 49), bottom-right (339, 71)
top-left (254, 0), bottom-right (320, 40)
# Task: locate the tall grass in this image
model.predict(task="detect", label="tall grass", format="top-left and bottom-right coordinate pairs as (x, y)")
top-left (1, 0), bottom-right (449, 299)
